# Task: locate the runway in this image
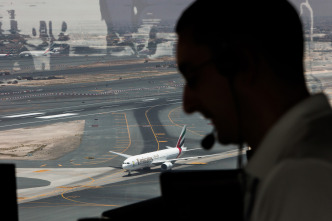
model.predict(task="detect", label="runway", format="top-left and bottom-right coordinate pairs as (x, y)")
top-left (0, 57), bottom-right (239, 221)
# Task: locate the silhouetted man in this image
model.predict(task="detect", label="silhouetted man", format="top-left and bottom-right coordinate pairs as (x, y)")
top-left (176, 0), bottom-right (332, 220)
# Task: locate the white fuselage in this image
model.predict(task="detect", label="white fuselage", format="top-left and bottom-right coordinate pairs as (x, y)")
top-left (19, 50), bottom-right (53, 57)
top-left (0, 54), bottom-right (11, 57)
top-left (122, 147), bottom-right (182, 171)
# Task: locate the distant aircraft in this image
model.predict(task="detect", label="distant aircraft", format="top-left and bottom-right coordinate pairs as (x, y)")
top-left (0, 51), bottom-right (14, 58)
top-left (110, 46), bottom-right (135, 57)
top-left (110, 125), bottom-right (217, 175)
top-left (19, 44), bottom-right (59, 57)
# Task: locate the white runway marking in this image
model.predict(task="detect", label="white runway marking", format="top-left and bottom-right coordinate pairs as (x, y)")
top-left (36, 113), bottom-right (78, 119)
top-left (166, 98), bottom-right (182, 102)
top-left (0, 101), bottom-right (182, 129)
top-left (142, 98), bottom-right (157, 102)
top-left (2, 112), bottom-right (45, 118)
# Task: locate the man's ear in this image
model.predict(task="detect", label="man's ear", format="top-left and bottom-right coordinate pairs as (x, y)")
top-left (212, 43), bottom-right (261, 84)
top-left (237, 48), bottom-right (264, 85)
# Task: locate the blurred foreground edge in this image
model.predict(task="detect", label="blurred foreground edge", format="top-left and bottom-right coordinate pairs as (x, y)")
top-left (95, 169), bottom-right (244, 221)
top-left (0, 164), bottom-right (19, 221)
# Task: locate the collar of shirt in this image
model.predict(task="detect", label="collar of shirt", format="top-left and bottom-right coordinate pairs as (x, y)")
top-left (245, 93), bottom-right (331, 180)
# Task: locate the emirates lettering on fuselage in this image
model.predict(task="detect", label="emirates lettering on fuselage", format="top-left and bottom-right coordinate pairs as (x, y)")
top-left (136, 154), bottom-right (159, 165)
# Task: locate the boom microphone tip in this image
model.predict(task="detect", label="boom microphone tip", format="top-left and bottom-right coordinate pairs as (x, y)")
top-left (201, 132), bottom-right (215, 150)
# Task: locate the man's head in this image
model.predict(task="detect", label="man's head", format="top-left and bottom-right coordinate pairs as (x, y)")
top-left (176, 0), bottom-right (308, 147)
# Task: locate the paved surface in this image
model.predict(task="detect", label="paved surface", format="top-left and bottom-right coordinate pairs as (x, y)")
top-left (0, 57), bottom-right (239, 221)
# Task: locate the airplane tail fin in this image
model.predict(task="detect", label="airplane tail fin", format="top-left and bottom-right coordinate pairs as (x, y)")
top-left (176, 125), bottom-right (186, 150)
top-left (43, 47), bottom-right (51, 55)
top-left (49, 43), bottom-right (55, 51)
top-left (43, 43), bottom-right (54, 54)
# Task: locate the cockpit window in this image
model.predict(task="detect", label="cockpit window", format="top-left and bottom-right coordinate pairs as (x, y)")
top-left (0, 1), bottom-right (330, 221)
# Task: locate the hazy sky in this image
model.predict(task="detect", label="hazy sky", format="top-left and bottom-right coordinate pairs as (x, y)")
top-left (0, 0), bottom-right (105, 34)
top-left (0, 0), bottom-right (330, 36)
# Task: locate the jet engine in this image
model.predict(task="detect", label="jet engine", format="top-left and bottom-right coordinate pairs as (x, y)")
top-left (161, 162), bottom-right (173, 170)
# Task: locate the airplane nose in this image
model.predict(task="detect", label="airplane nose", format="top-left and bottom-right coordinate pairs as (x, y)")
top-left (122, 163), bottom-right (129, 170)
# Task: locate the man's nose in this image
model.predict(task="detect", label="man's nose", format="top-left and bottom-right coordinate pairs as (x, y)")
top-left (183, 85), bottom-right (198, 114)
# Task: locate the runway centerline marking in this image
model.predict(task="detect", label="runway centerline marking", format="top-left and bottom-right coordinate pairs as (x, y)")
top-left (145, 106), bottom-right (161, 151)
top-left (36, 113), bottom-right (78, 119)
top-left (110, 113), bottom-right (132, 156)
top-left (60, 170), bottom-right (123, 207)
top-left (2, 112), bottom-right (45, 118)
top-left (0, 101), bottom-right (182, 129)
top-left (168, 106), bottom-right (204, 137)
top-left (34, 170), bottom-right (50, 173)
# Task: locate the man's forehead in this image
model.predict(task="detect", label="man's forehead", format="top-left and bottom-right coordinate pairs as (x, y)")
top-left (177, 31), bottom-right (211, 66)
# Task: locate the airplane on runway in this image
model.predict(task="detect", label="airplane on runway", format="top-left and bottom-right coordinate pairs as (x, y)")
top-left (0, 52), bottom-right (13, 58)
top-left (19, 44), bottom-right (59, 57)
top-left (110, 125), bottom-right (214, 175)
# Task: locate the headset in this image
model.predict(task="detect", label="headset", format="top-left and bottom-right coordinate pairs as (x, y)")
top-left (201, 43), bottom-right (245, 170)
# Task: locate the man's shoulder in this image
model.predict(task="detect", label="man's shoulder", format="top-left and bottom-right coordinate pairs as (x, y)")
top-left (265, 159), bottom-right (332, 207)
top-left (252, 159), bottom-right (332, 221)
top-left (284, 93), bottom-right (332, 159)
top-left (257, 158), bottom-right (332, 200)
top-left (268, 158), bottom-right (332, 183)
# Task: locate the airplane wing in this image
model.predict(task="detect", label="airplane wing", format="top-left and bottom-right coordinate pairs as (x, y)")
top-left (151, 149), bottom-right (246, 165)
top-left (109, 150), bottom-right (132, 159)
top-left (151, 154), bottom-right (218, 165)
top-left (183, 148), bottom-right (201, 152)
top-left (165, 146), bottom-right (201, 151)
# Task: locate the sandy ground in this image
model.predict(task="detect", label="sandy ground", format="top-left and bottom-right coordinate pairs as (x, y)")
top-left (0, 120), bottom-right (85, 160)
top-left (14, 70), bottom-right (178, 87)
top-left (7, 57), bottom-right (177, 87)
